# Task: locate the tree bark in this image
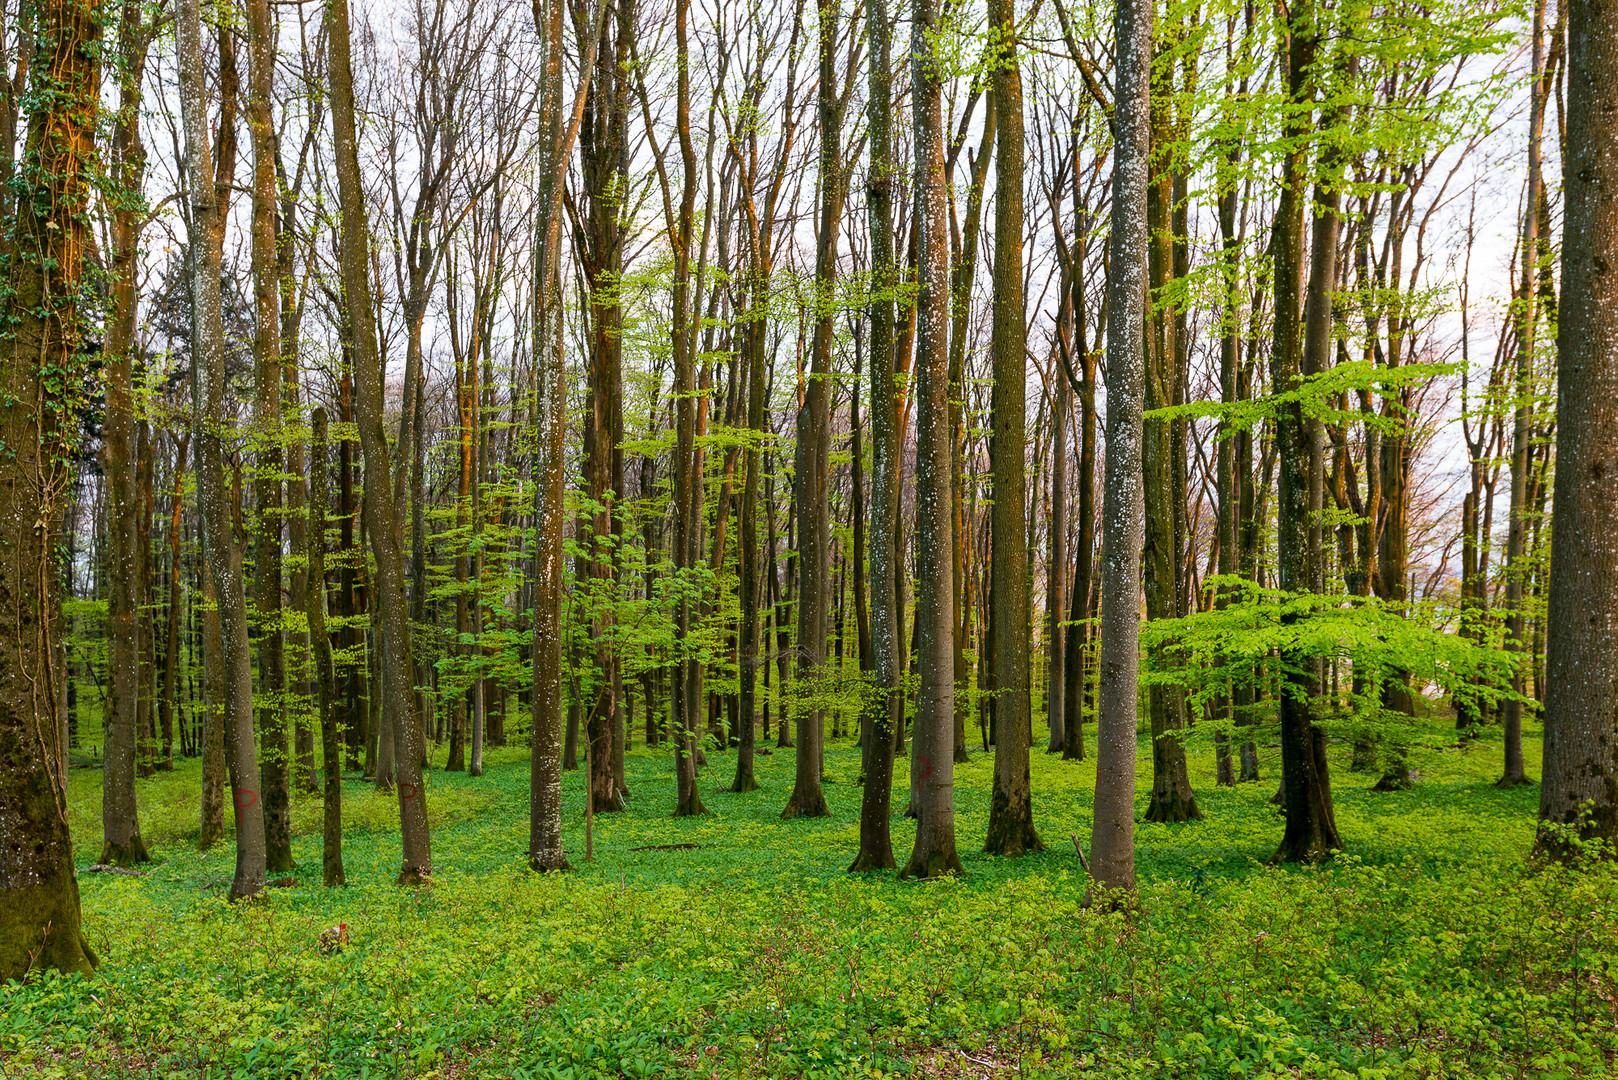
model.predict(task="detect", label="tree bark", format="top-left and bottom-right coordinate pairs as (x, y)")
top-left (246, 0), bottom-right (290, 873)
top-left (1537, 0), bottom-right (1618, 851)
top-left (899, 0), bottom-right (962, 879)
top-left (851, 0), bottom-right (899, 869)
top-left (178, 0), bottom-right (267, 900)
top-left (983, 0), bottom-right (1042, 857)
top-left (307, 410), bottom-right (344, 886)
top-left (329, 0), bottom-right (431, 884)
top-left (98, 0), bottom-right (152, 868)
top-left (0, 0), bottom-right (101, 981)
top-left (1271, 0), bottom-right (1343, 862)
top-left (1089, 0), bottom-right (1151, 894)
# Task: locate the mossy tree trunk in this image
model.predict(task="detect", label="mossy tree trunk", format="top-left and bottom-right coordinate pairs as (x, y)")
top-left (0, 0), bottom-right (102, 982)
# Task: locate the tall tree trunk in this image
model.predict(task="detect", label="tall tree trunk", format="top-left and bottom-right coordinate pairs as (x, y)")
top-left (1090, 0), bottom-right (1150, 893)
top-left (851, 0), bottom-right (899, 867)
top-left (98, 0), bottom-right (151, 867)
top-left (329, 0), bottom-right (431, 883)
top-left (670, 0), bottom-right (707, 818)
top-left (899, 0), bottom-right (962, 878)
top-left (178, 0), bottom-right (266, 900)
top-left (246, 0), bottom-right (290, 872)
top-left (307, 410), bottom-right (344, 886)
top-left (1047, 358), bottom-right (1068, 756)
top-left (529, 0), bottom-right (603, 864)
top-left (1501, 0), bottom-right (1550, 788)
top-left (1272, 0), bottom-right (1343, 862)
top-left (0, 0), bottom-right (101, 981)
top-left (1537, 0), bottom-right (1618, 851)
top-left (159, 439), bottom-right (189, 779)
top-left (983, 0), bottom-right (1042, 857)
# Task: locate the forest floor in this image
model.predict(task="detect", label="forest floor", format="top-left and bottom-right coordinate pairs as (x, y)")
top-left (6, 714), bottom-right (1615, 1079)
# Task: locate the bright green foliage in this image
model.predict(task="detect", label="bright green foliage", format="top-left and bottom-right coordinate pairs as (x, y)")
top-left (6, 717), bottom-right (1611, 1078)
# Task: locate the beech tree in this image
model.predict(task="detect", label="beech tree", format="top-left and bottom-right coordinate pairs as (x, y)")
top-left (1538, 0), bottom-right (1617, 851)
top-left (0, 0), bottom-right (101, 982)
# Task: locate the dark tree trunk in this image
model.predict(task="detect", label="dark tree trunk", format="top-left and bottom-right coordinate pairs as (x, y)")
top-left (1537, 0), bottom-right (1618, 851)
top-left (1271, 0), bottom-right (1343, 862)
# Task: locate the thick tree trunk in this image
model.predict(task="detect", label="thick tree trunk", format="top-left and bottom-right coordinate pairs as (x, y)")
top-left (0, 0), bottom-right (101, 981)
top-left (1089, 0), bottom-right (1150, 894)
top-left (1537, 0), bottom-right (1618, 851)
top-left (983, 0), bottom-right (1042, 857)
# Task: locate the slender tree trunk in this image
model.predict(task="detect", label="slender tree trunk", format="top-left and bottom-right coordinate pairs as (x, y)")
top-left (307, 411), bottom-right (344, 886)
top-left (179, 0), bottom-right (266, 900)
top-left (900, 0), bottom-right (962, 878)
top-left (1501, 0), bottom-right (1550, 788)
top-left (1537, 0), bottom-right (1618, 850)
top-left (246, 0), bottom-right (290, 873)
top-left (198, 558), bottom-right (226, 848)
top-left (851, 0), bottom-right (899, 869)
top-left (329, 0), bottom-right (431, 884)
top-left (99, 0), bottom-right (150, 867)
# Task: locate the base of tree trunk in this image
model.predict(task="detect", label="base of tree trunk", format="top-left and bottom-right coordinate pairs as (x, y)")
top-left (983, 791), bottom-right (1045, 857)
top-left (1272, 829), bottom-right (1340, 864)
top-left (1144, 788), bottom-right (1203, 823)
top-left (1238, 742), bottom-right (1259, 781)
top-left (674, 791), bottom-right (709, 817)
top-left (1371, 770), bottom-right (1413, 792)
top-left (1496, 772), bottom-right (1536, 788)
top-left (98, 837), bottom-right (150, 868)
top-left (847, 849), bottom-right (896, 872)
top-left (0, 881), bottom-right (99, 982)
top-left (730, 773), bottom-right (759, 793)
top-left (527, 852), bottom-right (570, 872)
top-left (899, 848), bottom-right (964, 879)
top-left (780, 790), bottom-right (830, 819)
top-left (396, 864), bottom-right (431, 886)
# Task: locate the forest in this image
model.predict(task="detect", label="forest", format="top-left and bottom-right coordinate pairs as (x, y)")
top-left (1, 0), bottom-right (1616, 1071)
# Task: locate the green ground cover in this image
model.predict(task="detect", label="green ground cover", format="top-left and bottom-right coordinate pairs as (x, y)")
top-left (5, 720), bottom-right (1614, 1079)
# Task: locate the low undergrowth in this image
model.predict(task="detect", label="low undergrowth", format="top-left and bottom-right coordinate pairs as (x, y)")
top-left (5, 719), bottom-right (1613, 1079)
